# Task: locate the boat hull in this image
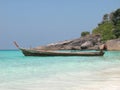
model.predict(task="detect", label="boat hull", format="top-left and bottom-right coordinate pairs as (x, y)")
top-left (20, 48), bottom-right (104, 56)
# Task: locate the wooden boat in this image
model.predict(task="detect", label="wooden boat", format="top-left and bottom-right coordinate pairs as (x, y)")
top-left (14, 42), bottom-right (104, 56)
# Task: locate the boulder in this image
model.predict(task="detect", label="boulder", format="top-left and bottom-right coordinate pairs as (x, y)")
top-left (34, 34), bottom-right (102, 50)
top-left (81, 41), bottom-right (93, 49)
top-left (106, 39), bottom-right (120, 50)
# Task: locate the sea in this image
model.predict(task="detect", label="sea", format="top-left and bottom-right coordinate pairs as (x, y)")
top-left (0, 50), bottom-right (120, 90)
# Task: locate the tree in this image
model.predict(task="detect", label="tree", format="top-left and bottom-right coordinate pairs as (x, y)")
top-left (81, 31), bottom-right (90, 37)
top-left (92, 22), bottom-right (114, 41)
top-left (111, 8), bottom-right (120, 26)
top-left (103, 14), bottom-right (109, 22)
top-left (92, 8), bottom-right (120, 41)
top-left (113, 29), bottom-right (120, 38)
top-left (109, 12), bottom-right (114, 22)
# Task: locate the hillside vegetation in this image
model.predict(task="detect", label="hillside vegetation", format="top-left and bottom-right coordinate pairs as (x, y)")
top-left (92, 8), bottom-right (120, 41)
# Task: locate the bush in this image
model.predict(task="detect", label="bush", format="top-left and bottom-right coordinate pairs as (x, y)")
top-left (81, 31), bottom-right (90, 37)
top-left (113, 29), bottom-right (120, 38)
top-left (92, 22), bottom-right (114, 41)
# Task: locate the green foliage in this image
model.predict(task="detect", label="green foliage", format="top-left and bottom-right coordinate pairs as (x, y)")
top-left (103, 14), bottom-right (109, 22)
top-left (92, 22), bottom-right (114, 41)
top-left (113, 29), bottom-right (120, 38)
top-left (81, 31), bottom-right (90, 37)
top-left (92, 8), bottom-right (120, 41)
top-left (111, 8), bottom-right (120, 26)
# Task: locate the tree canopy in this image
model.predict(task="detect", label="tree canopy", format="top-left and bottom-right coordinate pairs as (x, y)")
top-left (92, 8), bottom-right (120, 41)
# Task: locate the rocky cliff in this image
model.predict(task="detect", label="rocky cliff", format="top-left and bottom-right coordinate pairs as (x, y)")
top-left (34, 35), bottom-right (102, 50)
top-left (34, 35), bottom-right (120, 51)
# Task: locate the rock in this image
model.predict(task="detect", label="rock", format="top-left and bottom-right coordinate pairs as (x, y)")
top-left (34, 34), bottom-right (102, 50)
top-left (106, 39), bottom-right (120, 50)
top-left (81, 41), bottom-right (93, 49)
top-left (99, 44), bottom-right (105, 50)
top-left (88, 45), bottom-right (99, 50)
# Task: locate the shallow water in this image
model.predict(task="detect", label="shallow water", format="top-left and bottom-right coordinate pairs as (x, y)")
top-left (0, 50), bottom-right (120, 90)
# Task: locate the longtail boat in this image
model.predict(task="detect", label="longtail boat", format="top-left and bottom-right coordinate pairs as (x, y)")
top-left (14, 42), bottom-right (104, 56)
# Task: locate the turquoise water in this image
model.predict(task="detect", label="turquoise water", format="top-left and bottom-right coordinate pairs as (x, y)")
top-left (0, 50), bottom-right (120, 90)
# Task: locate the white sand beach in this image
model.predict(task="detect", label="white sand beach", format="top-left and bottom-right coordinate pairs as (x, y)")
top-left (0, 66), bottom-right (120, 90)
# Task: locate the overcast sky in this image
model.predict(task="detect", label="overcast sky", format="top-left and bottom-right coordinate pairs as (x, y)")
top-left (0, 0), bottom-right (120, 49)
